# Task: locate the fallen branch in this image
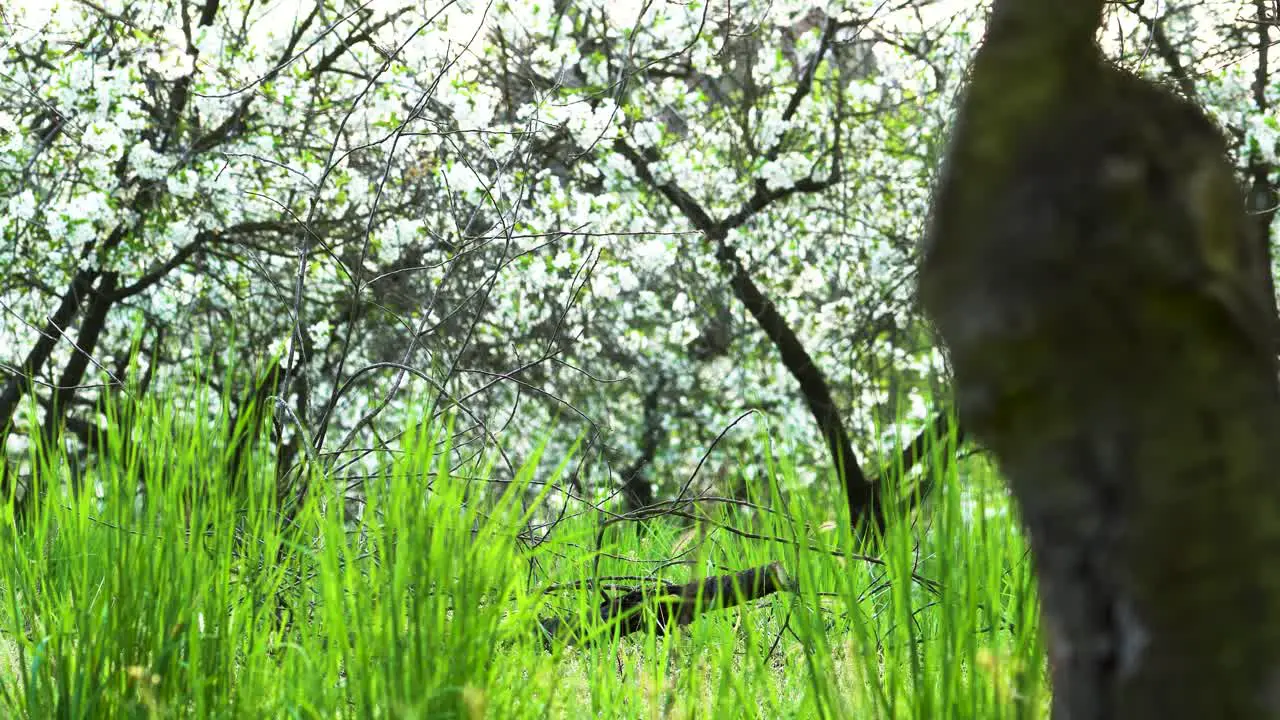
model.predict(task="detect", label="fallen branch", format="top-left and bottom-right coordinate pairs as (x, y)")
top-left (538, 561), bottom-right (796, 648)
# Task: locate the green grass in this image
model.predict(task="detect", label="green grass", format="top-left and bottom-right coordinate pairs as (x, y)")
top-left (0, 386), bottom-right (1048, 718)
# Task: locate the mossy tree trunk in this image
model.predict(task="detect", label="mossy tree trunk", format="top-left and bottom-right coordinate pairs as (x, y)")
top-left (919, 2), bottom-right (1280, 717)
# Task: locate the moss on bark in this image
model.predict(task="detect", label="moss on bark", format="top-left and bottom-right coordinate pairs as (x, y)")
top-left (919, 2), bottom-right (1280, 717)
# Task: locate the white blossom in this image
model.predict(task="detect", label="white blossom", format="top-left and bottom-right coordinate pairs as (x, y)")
top-left (167, 169), bottom-right (199, 199)
top-left (631, 120), bottom-right (662, 148)
top-left (164, 218), bottom-right (199, 246)
top-left (632, 237), bottom-right (673, 273)
top-left (757, 152), bottom-right (811, 191)
top-left (128, 141), bottom-right (171, 181)
top-left (84, 120), bottom-right (126, 156)
top-left (758, 160), bottom-right (794, 191)
top-left (145, 47), bottom-right (196, 81)
top-left (68, 220), bottom-right (96, 246)
top-left (565, 100), bottom-right (620, 147)
top-left (755, 108), bottom-right (789, 149)
top-left (44, 210), bottom-right (67, 240)
top-left (7, 190), bottom-right (37, 222)
top-left (1246, 113), bottom-right (1279, 164)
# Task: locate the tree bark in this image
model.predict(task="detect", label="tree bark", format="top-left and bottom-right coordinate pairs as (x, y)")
top-left (225, 358), bottom-right (283, 495)
top-left (41, 272), bottom-right (118, 449)
top-left (711, 240), bottom-right (883, 536)
top-left (613, 140), bottom-right (885, 535)
top-left (0, 269), bottom-right (99, 437)
top-left (919, 2), bottom-right (1280, 717)
top-left (620, 374), bottom-right (666, 512)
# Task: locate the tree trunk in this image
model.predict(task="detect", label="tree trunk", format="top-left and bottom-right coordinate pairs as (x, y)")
top-left (620, 375), bottom-right (665, 512)
top-left (0, 269), bottom-right (99, 437)
top-left (41, 272), bottom-right (118, 449)
top-left (225, 358), bottom-right (283, 495)
top-left (613, 141), bottom-right (887, 536)
top-left (919, 2), bottom-right (1280, 716)
top-left (711, 239), bottom-right (883, 537)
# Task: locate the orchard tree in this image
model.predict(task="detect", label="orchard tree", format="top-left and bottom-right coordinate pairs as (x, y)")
top-left (0, 0), bottom-right (541, 508)
top-left (5, 0), bottom-right (1275, 545)
top-left (1, 0), bottom-right (977, 531)
top-left (444, 0), bottom-right (979, 527)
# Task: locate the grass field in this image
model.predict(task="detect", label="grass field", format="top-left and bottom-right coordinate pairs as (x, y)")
top-left (0, 388), bottom-right (1048, 718)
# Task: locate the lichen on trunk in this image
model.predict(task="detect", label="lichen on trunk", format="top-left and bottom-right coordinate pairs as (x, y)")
top-left (918, 2), bottom-right (1280, 717)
